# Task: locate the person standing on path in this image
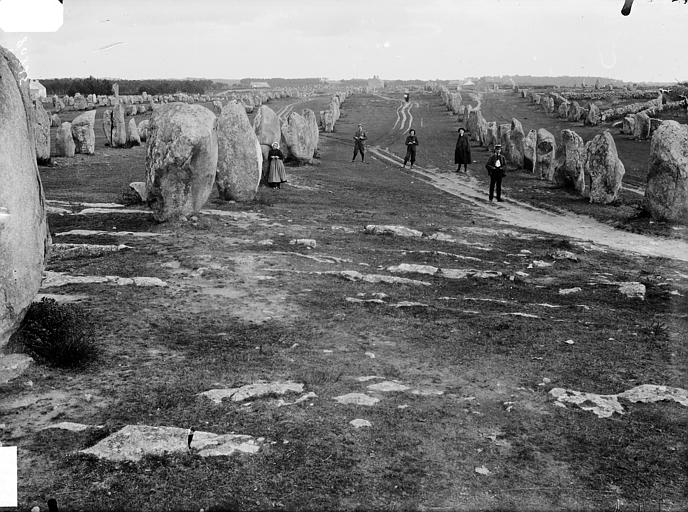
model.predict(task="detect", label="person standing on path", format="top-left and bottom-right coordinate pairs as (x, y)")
top-left (454, 127), bottom-right (471, 173)
top-left (187, 427), bottom-right (195, 450)
top-left (485, 144), bottom-right (507, 202)
top-left (352, 123), bottom-right (367, 163)
top-left (267, 142), bottom-right (287, 189)
top-left (402, 129), bottom-right (418, 169)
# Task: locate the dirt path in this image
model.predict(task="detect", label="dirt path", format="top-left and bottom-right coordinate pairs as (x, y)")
top-left (369, 146), bottom-right (688, 262)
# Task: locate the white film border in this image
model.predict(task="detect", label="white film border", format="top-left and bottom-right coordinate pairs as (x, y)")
top-left (0, 0), bottom-right (63, 32)
top-left (0, 447), bottom-right (18, 507)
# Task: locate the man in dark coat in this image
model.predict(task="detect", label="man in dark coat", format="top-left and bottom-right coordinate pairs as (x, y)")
top-left (454, 127), bottom-right (471, 172)
top-left (352, 123), bottom-right (367, 162)
top-left (402, 128), bottom-right (418, 168)
top-left (485, 144), bottom-right (507, 202)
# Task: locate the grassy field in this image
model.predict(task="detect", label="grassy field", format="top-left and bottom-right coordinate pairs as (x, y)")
top-left (1, 92), bottom-right (687, 512)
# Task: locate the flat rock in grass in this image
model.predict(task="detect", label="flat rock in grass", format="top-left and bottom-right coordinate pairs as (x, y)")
top-left (618, 384), bottom-right (688, 406)
top-left (411, 388), bottom-right (444, 396)
top-left (356, 376), bottom-right (385, 382)
top-left (0, 353), bottom-right (33, 384)
top-left (559, 287), bottom-right (582, 295)
top-left (199, 381), bottom-right (304, 404)
top-left (337, 271), bottom-right (431, 287)
top-left (55, 229), bottom-right (161, 238)
top-left (50, 243), bottom-right (130, 258)
top-left (549, 388), bottom-right (624, 418)
top-left (443, 269), bottom-right (502, 280)
top-left (392, 301), bottom-right (429, 308)
top-left (550, 250), bottom-right (578, 261)
top-left (275, 392), bottom-right (317, 407)
top-left (346, 297), bottom-right (385, 304)
top-left (550, 384), bottom-right (688, 418)
top-left (333, 393), bottom-right (380, 406)
top-left (349, 419), bottom-right (372, 428)
top-left (42, 422), bottom-right (102, 432)
top-left (618, 282), bottom-right (646, 300)
top-left (367, 381), bottom-right (410, 392)
top-left (35, 293), bottom-right (88, 304)
top-left (364, 225), bottom-right (423, 237)
top-left (388, 263), bottom-right (438, 275)
top-left (289, 238), bottom-right (316, 248)
top-left (41, 271), bottom-right (167, 288)
top-left (80, 424), bottom-right (261, 461)
top-left (475, 465), bottom-right (492, 476)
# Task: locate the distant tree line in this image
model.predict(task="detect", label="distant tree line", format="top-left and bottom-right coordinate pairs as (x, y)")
top-left (238, 78), bottom-right (323, 88)
top-left (41, 76), bottom-right (221, 96)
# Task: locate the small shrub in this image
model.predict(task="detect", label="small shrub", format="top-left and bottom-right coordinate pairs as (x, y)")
top-left (12, 298), bottom-right (98, 368)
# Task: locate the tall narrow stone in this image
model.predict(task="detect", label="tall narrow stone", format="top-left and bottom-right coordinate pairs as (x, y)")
top-left (56, 122), bottom-right (76, 157)
top-left (585, 130), bottom-right (625, 204)
top-left (535, 128), bottom-right (557, 180)
top-left (71, 110), bottom-right (96, 155)
top-left (554, 129), bottom-right (586, 194)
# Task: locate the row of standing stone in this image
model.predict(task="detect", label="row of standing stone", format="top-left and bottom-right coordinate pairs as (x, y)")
top-left (434, 84), bottom-right (687, 224)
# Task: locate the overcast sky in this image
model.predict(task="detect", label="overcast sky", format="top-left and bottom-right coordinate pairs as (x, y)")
top-left (0, 0), bottom-right (686, 82)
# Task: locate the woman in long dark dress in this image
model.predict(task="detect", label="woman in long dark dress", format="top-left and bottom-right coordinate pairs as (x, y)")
top-left (267, 142), bottom-right (287, 189)
top-left (454, 127), bottom-right (472, 172)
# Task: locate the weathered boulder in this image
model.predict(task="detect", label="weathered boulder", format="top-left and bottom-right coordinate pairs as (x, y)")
top-left (499, 123), bottom-right (511, 159)
top-left (632, 111), bottom-right (651, 140)
top-left (585, 102), bottom-right (601, 126)
top-left (102, 109), bottom-right (113, 145)
top-left (535, 128), bottom-right (557, 180)
top-left (467, 110), bottom-right (482, 143)
top-left (281, 111), bottom-right (316, 164)
top-left (302, 108), bottom-right (320, 155)
top-left (567, 101), bottom-right (583, 122)
top-left (110, 104), bottom-right (127, 147)
top-left (145, 103), bottom-right (218, 222)
top-left (524, 129), bottom-right (537, 171)
top-left (33, 99), bottom-right (51, 164)
top-left (129, 182), bottom-right (149, 202)
top-left (557, 101), bottom-right (570, 119)
top-left (253, 105), bottom-right (281, 147)
top-left (485, 121), bottom-right (498, 149)
top-left (622, 115), bottom-right (636, 135)
top-left (554, 129), bottom-right (586, 194)
top-left (127, 118), bottom-right (141, 146)
top-left (138, 119), bottom-right (150, 142)
top-left (216, 100), bottom-right (262, 202)
top-left (584, 130), bottom-right (625, 204)
top-left (71, 110), bottom-right (96, 154)
top-left (643, 121), bottom-right (688, 223)
top-left (50, 113), bottom-right (61, 127)
top-left (507, 118), bottom-right (525, 169)
top-left (648, 118), bottom-right (663, 138)
top-left (0, 45), bottom-right (50, 348)
top-left (55, 122), bottom-right (76, 157)
top-left (324, 110), bottom-right (335, 132)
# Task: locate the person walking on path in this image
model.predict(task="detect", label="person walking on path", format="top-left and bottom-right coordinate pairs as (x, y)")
top-left (454, 127), bottom-right (471, 172)
top-left (187, 427), bottom-right (195, 450)
top-left (267, 142), bottom-right (287, 189)
top-left (485, 144), bottom-right (507, 202)
top-left (402, 129), bottom-right (418, 168)
top-left (352, 123), bottom-right (367, 163)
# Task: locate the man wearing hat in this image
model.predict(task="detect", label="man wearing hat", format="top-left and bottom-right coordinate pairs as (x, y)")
top-left (352, 123), bottom-right (367, 163)
top-left (454, 127), bottom-right (471, 173)
top-left (485, 144), bottom-right (507, 202)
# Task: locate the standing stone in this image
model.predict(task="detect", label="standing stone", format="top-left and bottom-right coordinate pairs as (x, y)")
top-left (112, 83), bottom-right (119, 97)
top-left (216, 100), bottom-right (262, 202)
top-left (55, 122), bottom-right (76, 157)
top-left (127, 105), bottom-right (138, 117)
top-left (111, 104), bottom-right (127, 147)
top-left (535, 128), bottom-right (557, 180)
top-left (33, 99), bottom-right (51, 164)
top-left (622, 115), bottom-right (636, 135)
top-left (323, 110), bottom-right (335, 133)
top-left (302, 108), bottom-right (320, 155)
top-left (281, 111), bottom-right (315, 164)
top-left (127, 118), bottom-right (141, 146)
top-left (632, 111), bottom-right (651, 140)
top-left (499, 124), bottom-right (511, 162)
top-left (253, 105), bottom-right (281, 147)
top-left (102, 109), bottom-right (113, 145)
top-left (584, 130), bottom-right (625, 204)
top-left (74, 94), bottom-right (87, 111)
top-left (567, 101), bottom-right (583, 122)
top-left (644, 121), bottom-right (688, 223)
top-left (145, 103), bottom-right (218, 222)
top-left (138, 119), bottom-right (150, 142)
top-left (485, 122), bottom-right (498, 149)
top-left (554, 129), bottom-right (586, 194)
top-left (507, 118), bottom-right (525, 169)
top-left (50, 113), bottom-right (61, 127)
top-left (71, 110), bottom-right (96, 154)
top-left (524, 129), bottom-right (537, 171)
top-left (557, 101), bottom-right (570, 119)
top-left (585, 103), bottom-right (601, 126)
top-left (0, 45), bottom-right (49, 348)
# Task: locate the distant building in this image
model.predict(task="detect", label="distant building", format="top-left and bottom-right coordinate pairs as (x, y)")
top-left (447, 80), bottom-right (462, 91)
top-left (367, 75), bottom-right (384, 92)
top-left (29, 79), bottom-right (47, 99)
top-left (250, 81), bottom-right (270, 89)
top-left (460, 79), bottom-right (476, 90)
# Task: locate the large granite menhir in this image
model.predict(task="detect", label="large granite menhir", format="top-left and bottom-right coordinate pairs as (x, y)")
top-left (0, 45), bottom-right (50, 348)
top-left (145, 103), bottom-right (218, 222)
top-left (216, 101), bottom-right (262, 202)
